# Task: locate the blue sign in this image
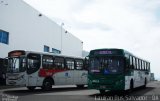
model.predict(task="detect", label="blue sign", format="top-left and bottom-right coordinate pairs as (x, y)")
top-left (65, 72), bottom-right (69, 77)
top-left (104, 69), bottom-right (109, 74)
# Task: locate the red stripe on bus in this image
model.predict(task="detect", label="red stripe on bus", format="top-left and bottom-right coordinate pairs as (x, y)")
top-left (39, 68), bottom-right (66, 77)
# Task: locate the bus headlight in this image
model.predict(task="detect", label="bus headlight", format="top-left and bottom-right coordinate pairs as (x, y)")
top-left (116, 80), bottom-right (123, 85)
top-left (92, 80), bottom-right (99, 83)
top-left (16, 75), bottom-right (24, 80)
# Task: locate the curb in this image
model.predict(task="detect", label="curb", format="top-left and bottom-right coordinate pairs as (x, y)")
top-left (0, 85), bottom-right (19, 90)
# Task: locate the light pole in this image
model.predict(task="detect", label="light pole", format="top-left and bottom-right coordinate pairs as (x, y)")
top-left (61, 23), bottom-right (64, 54)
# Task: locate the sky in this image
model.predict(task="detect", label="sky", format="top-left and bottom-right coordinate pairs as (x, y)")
top-left (23, 0), bottom-right (160, 80)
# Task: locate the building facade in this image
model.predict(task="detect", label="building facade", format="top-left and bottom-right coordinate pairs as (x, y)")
top-left (0, 0), bottom-right (83, 58)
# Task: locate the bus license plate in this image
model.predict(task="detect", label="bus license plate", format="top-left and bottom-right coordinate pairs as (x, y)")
top-left (100, 85), bottom-right (106, 89)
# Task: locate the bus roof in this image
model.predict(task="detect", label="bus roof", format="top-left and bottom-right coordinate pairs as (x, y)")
top-left (89, 48), bottom-right (150, 63)
top-left (8, 50), bottom-right (84, 60)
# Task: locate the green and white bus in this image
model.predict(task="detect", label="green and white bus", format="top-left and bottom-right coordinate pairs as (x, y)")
top-left (88, 48), bottom-right (150, 94)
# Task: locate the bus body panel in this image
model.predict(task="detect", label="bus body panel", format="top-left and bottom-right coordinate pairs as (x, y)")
top-left (27, 71), bottom-right (39, 87)
top-left (54, 70), bottom-right (74, 85)
top-left (6, 72), bottom-right (27, 86)
top-left (125, 76), bottom-right (132, 90)
top-left (125, 70), bottom-right (150, 90)
top-left (53, 70), bottom-right (87, 85)
top-left (78, 70), bottom-right (88, 84)
top-left (6, 50), bottom-right (88, 90)
top-left (88, 73), bottom-right (125, 91)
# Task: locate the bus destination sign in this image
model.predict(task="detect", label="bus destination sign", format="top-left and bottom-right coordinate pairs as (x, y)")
top-left (98, 51), bottom-right (112, 54)
top-left (8, 51), bottom-right (25, 57)
top-left (90, 49), bottom-right (123, 56)
top-left (93, 50), bottom-right (113, 55)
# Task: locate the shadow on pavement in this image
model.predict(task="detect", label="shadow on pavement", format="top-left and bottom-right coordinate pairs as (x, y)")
top-left (89, 87), bottom-right (156, 97)
top-left (88, 87), bottom-right (157, 101)
top-left (3, 87), bottom-right (88, 96)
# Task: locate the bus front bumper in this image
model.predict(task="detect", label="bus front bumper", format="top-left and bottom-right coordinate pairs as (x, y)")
top-left (88, 80), bottom-right (124, 91)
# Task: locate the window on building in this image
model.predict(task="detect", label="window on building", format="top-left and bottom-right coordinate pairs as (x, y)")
top-left (44, 45), bottom-right (49, 52)
top-left (52, 48), bottom-right (61, 54)
top-left (0, 30), bottom-right (9, 44)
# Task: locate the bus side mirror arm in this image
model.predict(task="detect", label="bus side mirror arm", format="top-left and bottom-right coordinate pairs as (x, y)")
top-left (84, 56), bottom-right (89, 70)
top-left (3, 57), bottom-right (8, 67)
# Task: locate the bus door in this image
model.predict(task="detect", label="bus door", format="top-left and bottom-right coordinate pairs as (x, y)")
top-left (27, 53), bottom-right (41, 86)
top-left (79, 70), bottom-right (88, 84)
top-left (65, 58), bottom-right (74, 85)
top-left (75, 59), bottom-right (88, 84)
top-left (0, 58), bottom-right (6, 85)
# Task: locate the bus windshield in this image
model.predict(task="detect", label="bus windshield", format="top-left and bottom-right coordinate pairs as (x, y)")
top-left (7, 57), bottom-right (26, 73)
top-left (89, 57), bottom-right (124, 74)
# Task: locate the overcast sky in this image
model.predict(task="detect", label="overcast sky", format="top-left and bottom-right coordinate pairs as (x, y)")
top-left (23, 0), bottom-right (160, 80)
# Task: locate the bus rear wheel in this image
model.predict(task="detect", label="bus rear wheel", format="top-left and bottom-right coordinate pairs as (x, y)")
top-left (143, 78), bottom-right (147, 88)
top-left (42, 79), bottom-right (53, 91)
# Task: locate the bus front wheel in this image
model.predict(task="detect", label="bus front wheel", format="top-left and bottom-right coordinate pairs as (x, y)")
top-left (99, 90), bottom-right (105, 94)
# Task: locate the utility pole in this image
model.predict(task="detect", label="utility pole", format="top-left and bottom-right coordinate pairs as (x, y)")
top-left (61, 23), bottom-right (64, 54)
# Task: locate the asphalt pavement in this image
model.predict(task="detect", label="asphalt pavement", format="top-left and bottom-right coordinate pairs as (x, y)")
top-left (0, 81), bottom-right (159, 101)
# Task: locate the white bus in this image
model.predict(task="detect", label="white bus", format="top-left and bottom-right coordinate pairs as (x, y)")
top-left (6, 50), bottom-right (88, 91)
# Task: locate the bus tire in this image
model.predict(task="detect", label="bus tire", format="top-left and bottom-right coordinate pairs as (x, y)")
top-left (42, 79), bottom-right (53, 91)
top-left (76, 85), bottom-right (84, 88)
top-left (99, 90), bottom-right (105, 94)
top-left (129, 79), bottom-right (134, 93)
top-left (27, 86), bottom-right (36, 91)
top-left (143, 78), bottom-right (147, 88)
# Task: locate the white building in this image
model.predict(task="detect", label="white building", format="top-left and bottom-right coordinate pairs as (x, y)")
top-left (0, 0), bottom-right (83, 58)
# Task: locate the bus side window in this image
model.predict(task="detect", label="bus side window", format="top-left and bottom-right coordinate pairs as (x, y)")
top-left (65, 58), bottom-right (74, 70)
top-left (140, 60), bottom-right (142, 70)
top-left (144, 61), bottom-right (146, 70)
top-left (146, 62), bottom-right (148, 70)
top-left (144, 62), bottom-right (146, 71)
top-left (132, 57), bottom-right (136, 69)
top-left (54, 57), bottom-right (64, 69)
top-left (27, 53), bottom-right (41, 74)
top-left (146, 62), bottom-right (148, 71)
top-left (84, 57), bottom-right (89, 70)
top-left (75, 59), bottom-right (83, 70)
top-left (142, 61), bottom-right (144, 70)
top-left (129, 56), bottom-right (133, 69)
top-left (148, 63), bottom-right (150, 71)
top-left (136, 58), bottom-right (139, 70)
top-left (42, 55), bottom-right (54, 69)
